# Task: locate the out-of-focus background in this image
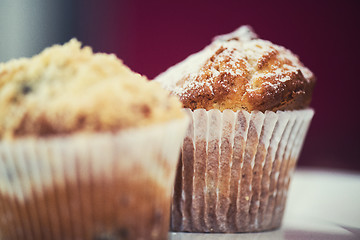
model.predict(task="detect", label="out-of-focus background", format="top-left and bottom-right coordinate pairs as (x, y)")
top-left (1, 0), bottom-right (359, 171)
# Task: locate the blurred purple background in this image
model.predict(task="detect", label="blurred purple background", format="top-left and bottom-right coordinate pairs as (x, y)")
top-left (1, 0), bottom-right (360, 171)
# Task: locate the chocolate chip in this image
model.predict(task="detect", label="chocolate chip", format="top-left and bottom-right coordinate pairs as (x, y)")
top-left (21, 84), bottom-right (32, 95)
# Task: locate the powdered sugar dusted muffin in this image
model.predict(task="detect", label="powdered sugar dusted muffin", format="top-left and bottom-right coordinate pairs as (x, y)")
top-left (0, 39), bottom-right (188, 240)
top-left (155, 26), bottom-right (315, 232)
top-left (156, 26), bottom-right (315, 112)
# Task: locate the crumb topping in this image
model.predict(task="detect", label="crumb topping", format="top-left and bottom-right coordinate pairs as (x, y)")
top-left (0, 39), bottom-right (184, 139)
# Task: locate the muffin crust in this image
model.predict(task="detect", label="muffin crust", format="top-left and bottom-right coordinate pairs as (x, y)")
top-left (155, 26), bottom-right (315, 112)
top-left (0, 39), bottom-right (184, 139)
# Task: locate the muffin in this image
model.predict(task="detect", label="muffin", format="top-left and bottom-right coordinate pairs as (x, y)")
top-left (0, 39), bottom-right (188, 240)
top-left (155, 26), bottom-right (315, 232)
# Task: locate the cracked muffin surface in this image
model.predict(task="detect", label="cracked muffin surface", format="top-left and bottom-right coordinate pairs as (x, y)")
top-left (155, 26), bottom-right (315, 112)
top-left (0, 39), bottom-right (184, 139)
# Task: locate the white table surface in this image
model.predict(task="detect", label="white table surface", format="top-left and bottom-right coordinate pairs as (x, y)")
top-left (169, 168), bottom-right (360, 240)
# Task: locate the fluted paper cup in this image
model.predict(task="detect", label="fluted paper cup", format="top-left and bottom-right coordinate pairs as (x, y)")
top-left (0, 117), bottom-right (188, 240)
top-left (171, 109), bottom-right (314, 233)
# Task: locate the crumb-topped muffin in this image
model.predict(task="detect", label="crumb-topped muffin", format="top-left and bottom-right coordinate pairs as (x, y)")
top-left (0, 39), bottom-right (188, 240)
top-left (155, 26), bottom-right (315, 233)
top-left (156, 26), bottom-right (315, 112)
top-left (0, 39), bottom-right (183, 139)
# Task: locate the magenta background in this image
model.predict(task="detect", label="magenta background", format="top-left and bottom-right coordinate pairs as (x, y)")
top-left (74, 0), bottom-right (360, 171)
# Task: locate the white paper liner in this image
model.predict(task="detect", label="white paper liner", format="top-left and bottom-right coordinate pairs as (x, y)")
top-left (0, 117), bottom-right (188, 240)
top-left (171, 108), bottom-right (314, 232)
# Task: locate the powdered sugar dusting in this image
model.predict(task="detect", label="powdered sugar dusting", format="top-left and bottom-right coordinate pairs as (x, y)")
top-left (171, 45), bottom-right (249, 98)
top-left (155, 25), bottom-right (315, 107)
top-left (214, 25), bottom-right (257, 42)
top-left (155, 44), bottom-right (218, 91)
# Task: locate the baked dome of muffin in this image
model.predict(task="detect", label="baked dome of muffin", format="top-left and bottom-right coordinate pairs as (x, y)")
top-left (0, 39), bottom-right (184, 139)
top-left (155, 26), bottom-right (316, 112)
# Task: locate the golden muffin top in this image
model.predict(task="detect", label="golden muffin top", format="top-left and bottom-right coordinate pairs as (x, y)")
top-left (155, 26), bottom-right (315, 112)
top-left (0, 39), bottom-right (184, 139)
